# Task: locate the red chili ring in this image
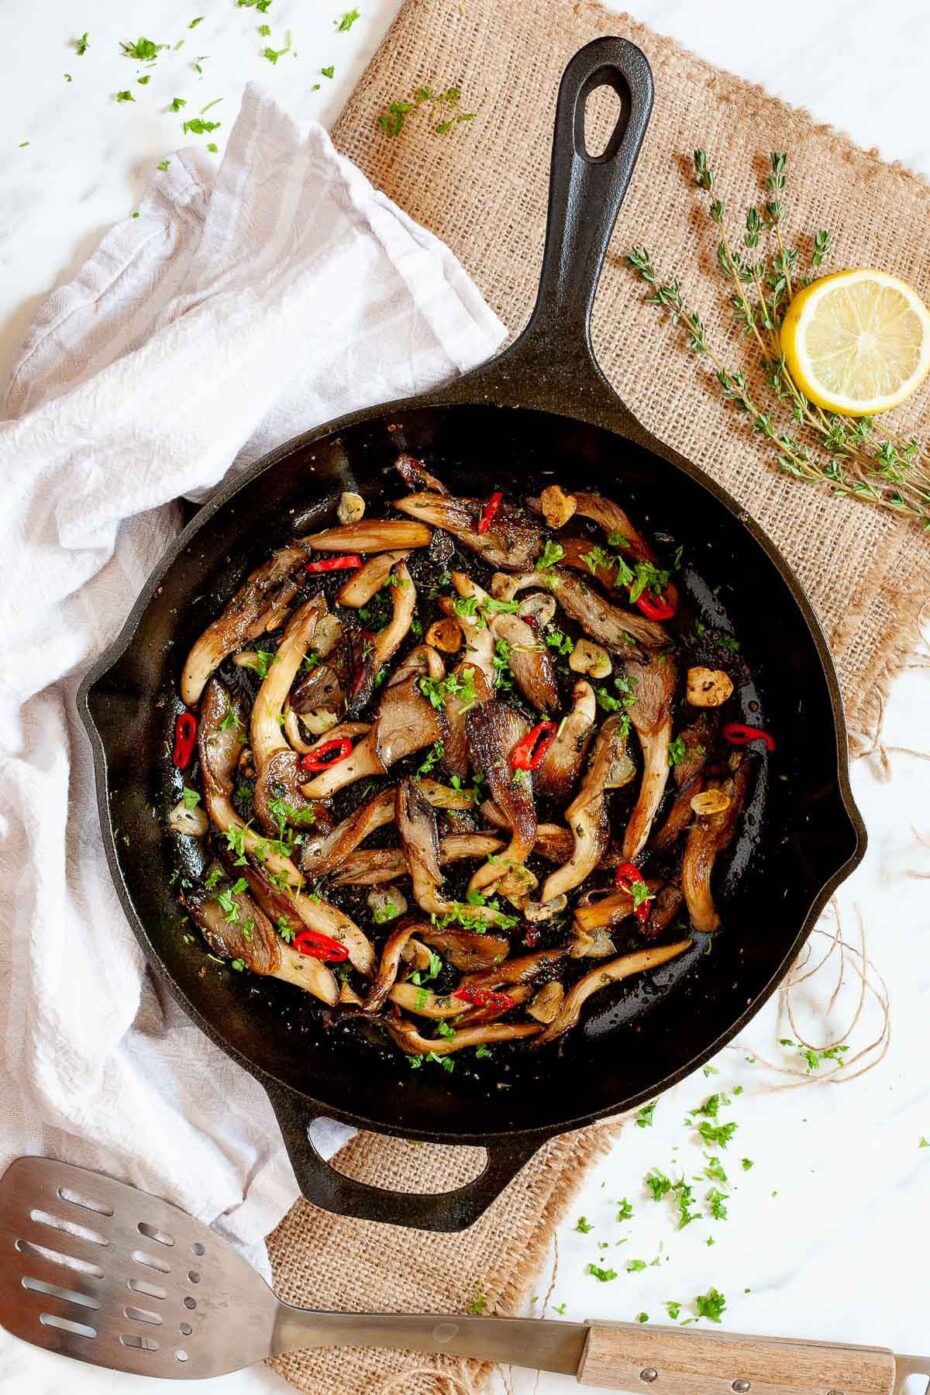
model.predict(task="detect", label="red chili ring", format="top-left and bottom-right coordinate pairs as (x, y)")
top-left (299, 737), bottom-right (354, 774)
top-left (453, 986), bottom-right (517, 1011)
top-left (293, 929), bottom-right (350, 963)
top-left (722, 721), bottom-right (775, 752)
top-left (304, 554), bottom-right (363, 574)
top-left (476, 492), bottom-right (504, 535)
top-left (173, 711), bottom-right (198, 771)
top-left (634, 590), bottom-right (676, 621)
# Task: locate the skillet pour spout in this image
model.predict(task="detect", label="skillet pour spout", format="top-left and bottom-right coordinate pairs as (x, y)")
top-left (79, 37), bottom-right (865, 1231)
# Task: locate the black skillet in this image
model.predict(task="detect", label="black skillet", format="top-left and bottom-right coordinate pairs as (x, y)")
top-left (79, 37), bottom-right (865, 1231)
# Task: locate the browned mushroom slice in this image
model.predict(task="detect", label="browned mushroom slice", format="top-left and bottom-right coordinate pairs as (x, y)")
top-left (570, 492), bottom-right (656, 561)
top-left (572, 884), bottom-right (643, 935)
top-left (362, 918), bottom-right (426, 1014)
top-left (622, 652), bottom-right (678, 859)
top-left (395, 493), bottom-right (544, 571)
top-left (681, 756), bottom-right (751, 932)
top-left (465, 700), bottom-right (536, 896)
top-left (643, 882), bottom-right (685, 940)
top-left (652, 712), bottom-right (717, 852)
top-left (541, 716), bottom-right (634, 905)
top-left (181, 545), bottom-right (303, 706)
top-left (289, 619), bottom-right (360, 721)
top-left (335, 550), bottom-right (412, 607)
top-left (387, 985), bottom-right (471, 1019)
top-left (300, 778), bottom-right (476, 878)
top-left (250, 596), bottom-right (327, 836)
top-left (418, 927), bottom-right (511, 972)
top-left (460, 947), bottom-right (567, 991)
top-left (395, 777), bottom-right (515, 928)
top-left (199, 680), bottom-right (302, 888)
top-left (241, 861), bottom-right (375, 977)
top-left (571, 491), bottom-right (680, 609)
top-left (298, 520), bottom-right (432, 552)
top-left (448, 564), bottom-right (557, 711)
top-left (299, 788), bottom-right (395, 876)
top-left (490, 611), bottom-right (558, 714)
top-left (533, 940), bottom-right (693, 1046)
top-left (440, 660), bottom-right (493, 780)
top-left (441, 572), bottom-right (497, 687)
top-left (557, 535), bottom-right (625, 592)
top-left (346, 559), bottom-right (416, 713)
top-left (301, 647), bottom-right (445, 798)
top-left (331, 833), bottom-right (504, 887)
top-left (478, 801), bottom-right (573, 864)
top-left (551, 572), bottom-right (669, 655)
top-left (453, 985), bottom-right (534, 1028)
top-left (490, 569), bottom-right (668, 655)
top-left (393, 452), bottom-right (450, 495)
top-left (184, 878), bottom-right (338, 1005)
top-left (388, 1017), bottom-right (541, 1056)
top-left (534, 680), bottom-right (597, 802)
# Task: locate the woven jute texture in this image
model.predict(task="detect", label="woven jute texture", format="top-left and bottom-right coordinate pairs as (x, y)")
top-left (268, 2), bottom-right (930, 1390)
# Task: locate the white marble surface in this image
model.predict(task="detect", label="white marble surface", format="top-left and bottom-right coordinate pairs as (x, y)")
top-left (3, 1), bottom-right (930, 1392)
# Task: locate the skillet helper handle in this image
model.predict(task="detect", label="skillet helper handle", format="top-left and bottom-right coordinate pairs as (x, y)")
top-left (265, 1083), bottom-right (539, 1232)
top-left (525, 35), bottom-right (654, 351)
top-left (577, 1322), bottom-right (897, 1395)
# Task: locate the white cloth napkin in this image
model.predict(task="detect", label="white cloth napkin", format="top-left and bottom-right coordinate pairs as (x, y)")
top-left (0, 84), bottom-right (505, 1268)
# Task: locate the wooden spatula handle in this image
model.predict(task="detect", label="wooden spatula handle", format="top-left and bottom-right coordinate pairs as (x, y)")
top-left (577, 1323), bottom-right (897, 1395)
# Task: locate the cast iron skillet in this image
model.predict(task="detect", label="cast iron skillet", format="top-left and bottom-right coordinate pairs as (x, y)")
top-left (79, 37), bottom-right (865, 1231)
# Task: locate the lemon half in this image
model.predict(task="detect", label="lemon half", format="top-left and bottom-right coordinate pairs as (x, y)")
top-left (780, 268), bottom-right (930, 415)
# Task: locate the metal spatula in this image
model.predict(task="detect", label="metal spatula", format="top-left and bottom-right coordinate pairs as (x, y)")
top-left (0, 1157), bottom-right (926, 1393)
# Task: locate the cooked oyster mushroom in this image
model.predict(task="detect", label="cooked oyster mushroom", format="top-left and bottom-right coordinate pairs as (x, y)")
top-left (335, 550), bottom-right (412, 608)
top-left (346, 559), bottom-right (416, 713)
top-left (181, 545), bottom-right (303, 707)
top-left (533, 940), bottom-right (692, 1045)
top-left (465, 700), bottom-right (537, 895)
top-left (184, 876), bottom-right (338, 1006)
top-left (681, 755), bottom-right (751, 932)
top-left (395, 492), bottom-right (544, 571)
top-left (533, 680), bottom-right (597, 804)
top-left (301, 646), bottom-right (445, 798)
top-left (395, 777), bottom-right (517, 929)
top-left (541, 715), bottom-right (634, 904)
top-left (299, 520), bottom-right (432, 552)
top-left (250, 595), bottom-right (327, 836)
top-left (622, 651), bottom-right (678, 860)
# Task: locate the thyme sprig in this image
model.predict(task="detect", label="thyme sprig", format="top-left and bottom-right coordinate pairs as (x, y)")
top-left (627, 150), bottom-right (930, 528)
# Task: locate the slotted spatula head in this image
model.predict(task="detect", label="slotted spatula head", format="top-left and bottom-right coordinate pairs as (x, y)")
top-left (0, 1155), bottom-right (280, 1379)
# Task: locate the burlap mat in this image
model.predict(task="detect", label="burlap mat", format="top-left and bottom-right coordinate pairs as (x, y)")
top-left (268, 2), bottom-right (930, 1390)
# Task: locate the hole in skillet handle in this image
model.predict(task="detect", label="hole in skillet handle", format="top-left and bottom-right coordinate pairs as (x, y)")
top-left (581, 74), bottom-right (627, 161)
top-left (263, 1081), bottom-right (543, 1232)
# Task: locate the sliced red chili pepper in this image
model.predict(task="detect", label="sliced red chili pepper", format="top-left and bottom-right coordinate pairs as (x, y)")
top-left (613, 860), bottom-right (654, 923)
top-left (453, 986), bottom-right (517, 1011)
top-left (293, 929), bottom-right (350, 963)
top-left (522, 925), bottom-right (541, 948)
top-left (304, 554), bottom-right (363, 574)
top-left (173, 711), bottom-right (198, 771)
top-left (510, 720), bottom-right (557, 771)
top-left (299, 737), bottom-right (354, 774)
top-left (634, 590), bottom-right (676, 621)
top-left (722, 721), bottom-right (776, 753)
top-left (476, 491), bottom-right (504, 535)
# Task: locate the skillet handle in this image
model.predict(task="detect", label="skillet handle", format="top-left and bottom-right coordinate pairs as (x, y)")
top-left (510, 37), bottom-right (655, 373)
top-left (265, 1082), bottom-right (540, 1232)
